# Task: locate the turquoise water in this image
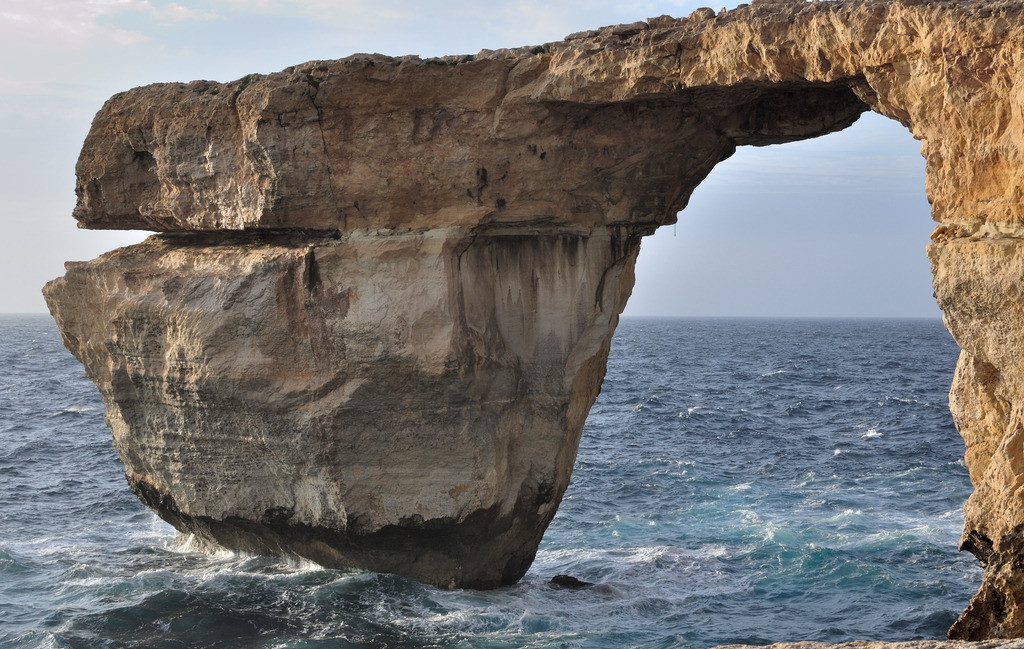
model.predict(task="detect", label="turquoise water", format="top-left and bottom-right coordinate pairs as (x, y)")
top-left (0, 316), bottom-right (980, 648)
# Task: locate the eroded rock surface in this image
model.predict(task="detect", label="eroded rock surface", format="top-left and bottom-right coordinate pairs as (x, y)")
top-left (43, 0), bottom-right (1024, 637)
top-left (712, 641), bottom-right (1024, 649)
top-left (47, 227), bottom-right (640, 587)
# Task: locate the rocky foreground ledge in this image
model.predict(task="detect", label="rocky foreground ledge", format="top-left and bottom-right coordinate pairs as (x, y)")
top-left (713, 641), bottom-right (1024, 649)
top-left (44, 0), bottom-right (1024, 639)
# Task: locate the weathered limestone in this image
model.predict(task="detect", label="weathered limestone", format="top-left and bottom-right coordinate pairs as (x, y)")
top-left (42, 0), bottom-right (1024, 638)
top-left (46, 227), bottom-right (640, 587)
top-left (931, 230), bottom-right (1024, 639)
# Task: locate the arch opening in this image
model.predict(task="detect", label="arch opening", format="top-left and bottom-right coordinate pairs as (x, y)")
top-left (541, 112), bottom-right (982, 643)
top-left (630, 111), bottom-right (939, 319)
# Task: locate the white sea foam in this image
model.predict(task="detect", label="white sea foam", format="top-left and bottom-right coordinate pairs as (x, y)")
top-left (65, 574), bottom-right (120, 588)
top-left (760, 521), bottom-right (791, 543)
top-left (699, 545), bottom-right (729, 559)
top-left (861, 428), bottom-right (883, 439)
top-left (739, 509), bottom-right (762, 525)
top-left (829, 509), bottom-right (863, 523)
top-left (171, 533), bottom-right (242, 561)
top-left (279, 555), bottom-right (326, 572)
top-left (624, 545), bottom-right (671, 564)
top-left (794, 470), bottom-right (816, 488)
top-left (398, 608), bottom-right (475, 628)
top-left (534, 547), bottom-right (611, 566)
top-left (940, 508), bottom-right (968, 521)
top-left (538, 544), bottom-right (725, 573)
top-left (13, 633), bottom-right (63, 649)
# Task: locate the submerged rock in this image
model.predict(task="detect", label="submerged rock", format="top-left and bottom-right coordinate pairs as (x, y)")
top-left (549, 574), bottom-right (594, 589)
top-left (43, 0), bottom-right (1024, 637)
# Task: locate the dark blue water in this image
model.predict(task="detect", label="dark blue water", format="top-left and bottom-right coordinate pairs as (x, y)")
top-left (0, 315), bottom-right (980, 648)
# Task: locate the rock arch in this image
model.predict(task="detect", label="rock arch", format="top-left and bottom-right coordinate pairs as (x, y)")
top-left (43, 0), bottom-right (1024, 639)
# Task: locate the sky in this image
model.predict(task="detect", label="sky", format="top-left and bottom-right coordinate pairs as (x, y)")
top-left (0, 0), bottom-right (938, 317)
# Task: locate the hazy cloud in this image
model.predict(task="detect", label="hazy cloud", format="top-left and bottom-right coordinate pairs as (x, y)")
top-left (0, 0), bottom-right (216, 47)
top-left (199, 0), bottom-right (699, 50)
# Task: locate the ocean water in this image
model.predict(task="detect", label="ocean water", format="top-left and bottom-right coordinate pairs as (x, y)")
top-left (0, 315), bottom-right (981, 649)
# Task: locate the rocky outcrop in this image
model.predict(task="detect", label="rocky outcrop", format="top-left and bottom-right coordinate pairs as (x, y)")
top-left (42, 0), bottom-right (1024, 637)
top-left (46, 227), bottom-right (640, 587)
top-left (932, 232), bottom-right (1024, 639)
top-left (711, 641), bottom-right (1024, 649)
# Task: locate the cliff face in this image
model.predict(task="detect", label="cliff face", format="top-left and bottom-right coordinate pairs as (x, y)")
top-left (43, 0), bottom-right (1024, 636)
top-left (46, 228), bottom-right (640, 587)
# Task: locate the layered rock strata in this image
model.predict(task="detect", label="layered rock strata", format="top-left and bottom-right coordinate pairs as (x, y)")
top-left (47, 227), bottom-right (641, 587)
top-left (43, 0), bottom-right (1024, 638)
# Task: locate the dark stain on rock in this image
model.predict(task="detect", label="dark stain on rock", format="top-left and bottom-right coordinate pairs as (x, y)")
top-left (302, 247), bottom-right (320, 293)
top-left (950, 524), bottom-right (1024, 639)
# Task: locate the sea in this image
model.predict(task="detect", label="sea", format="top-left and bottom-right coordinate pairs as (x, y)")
top-left (0, 314), bottom-right (982, 649)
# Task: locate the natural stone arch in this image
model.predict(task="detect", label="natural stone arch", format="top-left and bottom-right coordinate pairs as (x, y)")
top-left (628, 109), bottom-right (936, 318)
top-left (43, 0), bottom-right (1024, 640)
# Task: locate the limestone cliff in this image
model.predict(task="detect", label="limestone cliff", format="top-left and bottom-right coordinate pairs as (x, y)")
top-left (43, 0), bottom-right (1024, 638)
top-left (46, 228), bottom-right (640, 587)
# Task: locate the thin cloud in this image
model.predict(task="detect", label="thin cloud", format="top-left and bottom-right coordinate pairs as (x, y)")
top-left (205, 0), bottom-right (703, 48)
top-left (0, 0), bottom-right (217, 47)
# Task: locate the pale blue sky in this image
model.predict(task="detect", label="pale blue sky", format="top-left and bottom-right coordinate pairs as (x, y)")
top-left (632, 112), bottom-right (937, 318)
top-left (0, 0), bottom-right (938, 317)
